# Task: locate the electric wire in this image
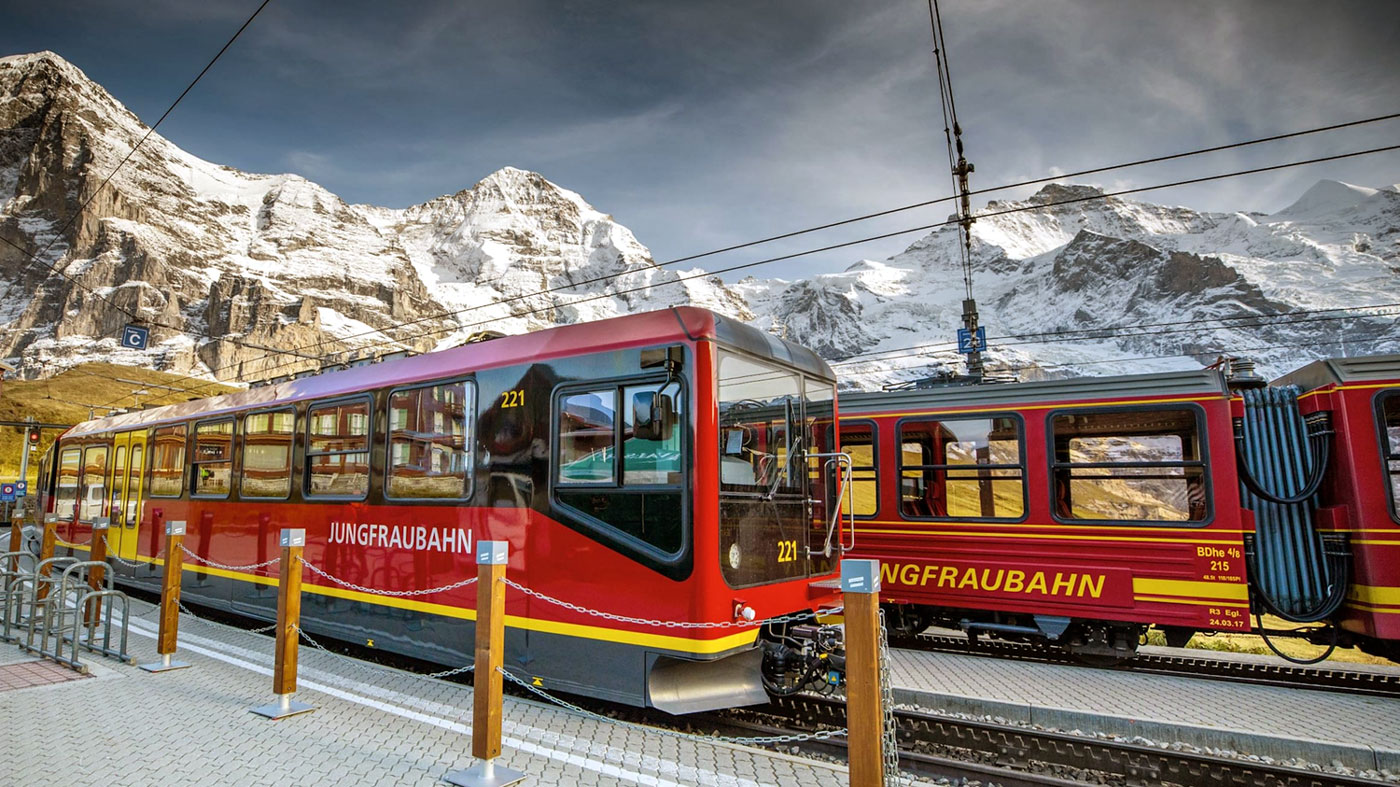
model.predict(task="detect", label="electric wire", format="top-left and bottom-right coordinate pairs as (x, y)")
top-left (80, 139), bottom-right (1400, 411)
top-left (829, 302), bottom-right (1400, 365)
top-left (0, 0), bottom-right (276, 341)
top-left (98, 110), bottom-right (1400, 393)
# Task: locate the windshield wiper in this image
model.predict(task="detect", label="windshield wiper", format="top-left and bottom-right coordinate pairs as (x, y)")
top-left (764, 398), bottom-right (801, 500)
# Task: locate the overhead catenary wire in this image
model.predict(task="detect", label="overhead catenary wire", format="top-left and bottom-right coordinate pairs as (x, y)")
top-left (828, 302), bottom-right (1400, 365)
top-left (103, 110), bottom-right (1400, 392)
top-left (828, 308), bottom-right (1400, 372)
top-left (0, 0), bottom-right (277, 345)
top-left (83, 139), bottom-right (1400, 411)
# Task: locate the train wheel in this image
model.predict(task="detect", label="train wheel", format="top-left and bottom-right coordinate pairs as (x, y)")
top-left (1065, 622), bottom-right (1142, 666)
top-left (1159, 626), bottom-right (1196, 649)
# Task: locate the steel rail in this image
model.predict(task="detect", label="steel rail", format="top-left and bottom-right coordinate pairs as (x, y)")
top-left (728, 694), bottom-right (1393, 787)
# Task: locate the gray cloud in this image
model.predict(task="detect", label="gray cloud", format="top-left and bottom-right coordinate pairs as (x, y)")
top-left (2, 0), bottom-right (1397, 280)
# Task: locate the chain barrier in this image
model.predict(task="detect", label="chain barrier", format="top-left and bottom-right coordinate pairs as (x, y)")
top-left (496, 667), bottom-right (848, 746)
top-left (100, 535), bottom-right (146, 569)
top-left (877, 608), bottom-right (902, 785)
top-left (502, 577), bottom-right (838, 630)
top-left (180, 543), bottom-right (281, 572)
top-left (292, 623), bottom-right (473, 679)
top-left (300, 558), bottom-right (478, 597)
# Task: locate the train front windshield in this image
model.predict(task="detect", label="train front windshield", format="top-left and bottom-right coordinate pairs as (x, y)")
top-left (717, 350), bottom-right (838, 587)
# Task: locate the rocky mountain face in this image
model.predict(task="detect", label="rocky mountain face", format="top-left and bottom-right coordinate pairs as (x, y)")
top-left (1, 51), bottom-right (1396, 389)
top-left (0, 52), bottom-right (746, 382)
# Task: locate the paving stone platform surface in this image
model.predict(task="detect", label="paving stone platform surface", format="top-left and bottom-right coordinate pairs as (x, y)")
top-left (0, 599), bottom-right (866, 787)
top-left (889, 638), bottom-right (1400, 770)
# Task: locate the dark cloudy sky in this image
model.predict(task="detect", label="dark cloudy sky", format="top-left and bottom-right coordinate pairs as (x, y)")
top-left (3, 0), bottom-right (1398, 279)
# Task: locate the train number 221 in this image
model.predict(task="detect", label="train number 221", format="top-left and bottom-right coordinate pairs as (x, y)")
top-left (777, 540), bottom-right (798, 563)
top-left (501, 389), bottom-right (525, 408)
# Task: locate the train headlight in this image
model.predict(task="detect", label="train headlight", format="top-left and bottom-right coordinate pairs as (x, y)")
top-left (728, 542), bottom-right (741, 570)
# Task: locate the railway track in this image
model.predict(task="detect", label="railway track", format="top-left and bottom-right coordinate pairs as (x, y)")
top-left (155, 598), bottom-right (1392, 786)
top-left (710, 694), bottom-right (1394, 786)
top-left (892, 632), bottom-right (1400, 700)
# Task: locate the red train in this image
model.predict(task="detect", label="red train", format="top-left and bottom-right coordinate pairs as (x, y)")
top-left (38, 307), bottom-right (847, 712)
top-left (838, 355), bottom-right (1400, 663)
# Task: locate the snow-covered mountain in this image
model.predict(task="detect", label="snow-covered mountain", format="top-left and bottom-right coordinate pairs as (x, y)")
top-left (2, 51), bottom-right (1396, 389)
top-left (742, 181), bottom-right (1400, 385)
top-left (0, 51), bottom-right (746, 382)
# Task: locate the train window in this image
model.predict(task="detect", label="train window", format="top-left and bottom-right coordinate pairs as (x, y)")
top-left (306, 399), bottom-right (370, 499)
top-left (127, 444), bottom-right (144, 523)
top-left (1379, 392), bottom-right (1400, 519)
top-left (54, 447), bottom-right (80, 519)
top-left (838, 423), bottom-right (879, 517)
top-left (1051, 407), bottom-right (1208, 523)
top-left (558, 389), bottom-right (617, 484)
top-left (718, 354), bottom-right (802, 491)
top-left (622, 383), bottom-right (682, 484)
top-left (79, 444), bottom-right (109, 521)
top-left (553, 380), bottom-right (686, 556)
top-left (192, 419), bottom-right (234, 497)
top-left (387, 381), bottom-right (474, 500)
top-left (108, 445), bottom-right (126, 525)
top-left (897, 416), bottom-right (1025, 520)
top-left (148, 424), bottom-right (186, 498)
top-left (242, 409), bottom-right (295, 499)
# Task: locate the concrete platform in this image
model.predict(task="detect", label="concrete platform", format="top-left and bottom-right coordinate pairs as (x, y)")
top-left (0, 600), bottom-right (867, 787)
top-left (890, 641), bottom-right (1400, 773)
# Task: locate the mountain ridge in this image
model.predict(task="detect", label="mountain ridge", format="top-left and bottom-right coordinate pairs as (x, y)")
top-left (2, 51), bottom-right (1397, 389)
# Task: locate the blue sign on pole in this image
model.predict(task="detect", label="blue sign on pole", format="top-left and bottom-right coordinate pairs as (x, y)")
top-left (13, 481), bottom-right (26, 497)
top-left (957, 326), bottom-right (987, 354)
top-left (121, 324), bottom-right (150, 350)
top-left (0, 483), bottom-right (15, 502)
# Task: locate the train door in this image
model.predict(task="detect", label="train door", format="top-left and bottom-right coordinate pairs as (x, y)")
top-left (106, 435), bottom-right (129, 557)
top-left (107, 431), bottom-right (146, 562)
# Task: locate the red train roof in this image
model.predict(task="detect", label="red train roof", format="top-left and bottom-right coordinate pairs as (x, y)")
top-left (66, 307), bottom-right (831, 438)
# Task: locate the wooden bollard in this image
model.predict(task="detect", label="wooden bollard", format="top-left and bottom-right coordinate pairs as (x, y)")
top-left (251, 528), bottom-right (313, 719)
top-left (86, 517), bottom-right (110, 624)
top-left (36, 515), bottom-right (57, 601)
top-left (445, 540), bottom-right (526, 787)
top-left (843, 559), bottom-right (885, 787)
top-left (139, 520), bottom-right (191, 672)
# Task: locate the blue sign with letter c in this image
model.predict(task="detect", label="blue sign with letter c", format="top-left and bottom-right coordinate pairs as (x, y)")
top-left (121, 325), bottom-right (150, 350)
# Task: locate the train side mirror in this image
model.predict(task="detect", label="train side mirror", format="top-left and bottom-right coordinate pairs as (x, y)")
top-left (632, 390), bottom-right (675, 442)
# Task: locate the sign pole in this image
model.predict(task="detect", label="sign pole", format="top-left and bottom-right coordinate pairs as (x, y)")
top-left (17, 419), bottom-right (33, 488)
top-left (8, 513), bottom-right (20, 573)
top-left (445, 540), bottom-right (526, 787)
top-left (842, 559), bottom-right (885, 787)
top-left (251, 528), bottom-right (313, 719)
top-left (139, 520), bottom-right (191, 672)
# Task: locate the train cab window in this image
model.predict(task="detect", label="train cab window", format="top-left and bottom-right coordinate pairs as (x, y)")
top-left (55, 447), bottom-right (81, 519)
top-left (1379, 392), bottom-right (1400, 519)
top-left (558, 389), bottom-right (617, 483)
top-left (307, 399), bottom-right (370, 499)
top-left (148, 424), bottom-right (186, 498)
top-left (192, 420), bottom-right (234, 497)
top-left (241, 409), bottom-right (295, 499)
top-left (388, 381), bottom-right (474, 500)
top-left (897, 416), bottom-right (1025, 520)
top-left (1051, 407), bottom-right (1208, 523)
top-left (554, 381), bottom-right (685, 555)
top-left (837, 423), bottom-right (879, 517)
top-left (79, 444), bottom-right (109, 521)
